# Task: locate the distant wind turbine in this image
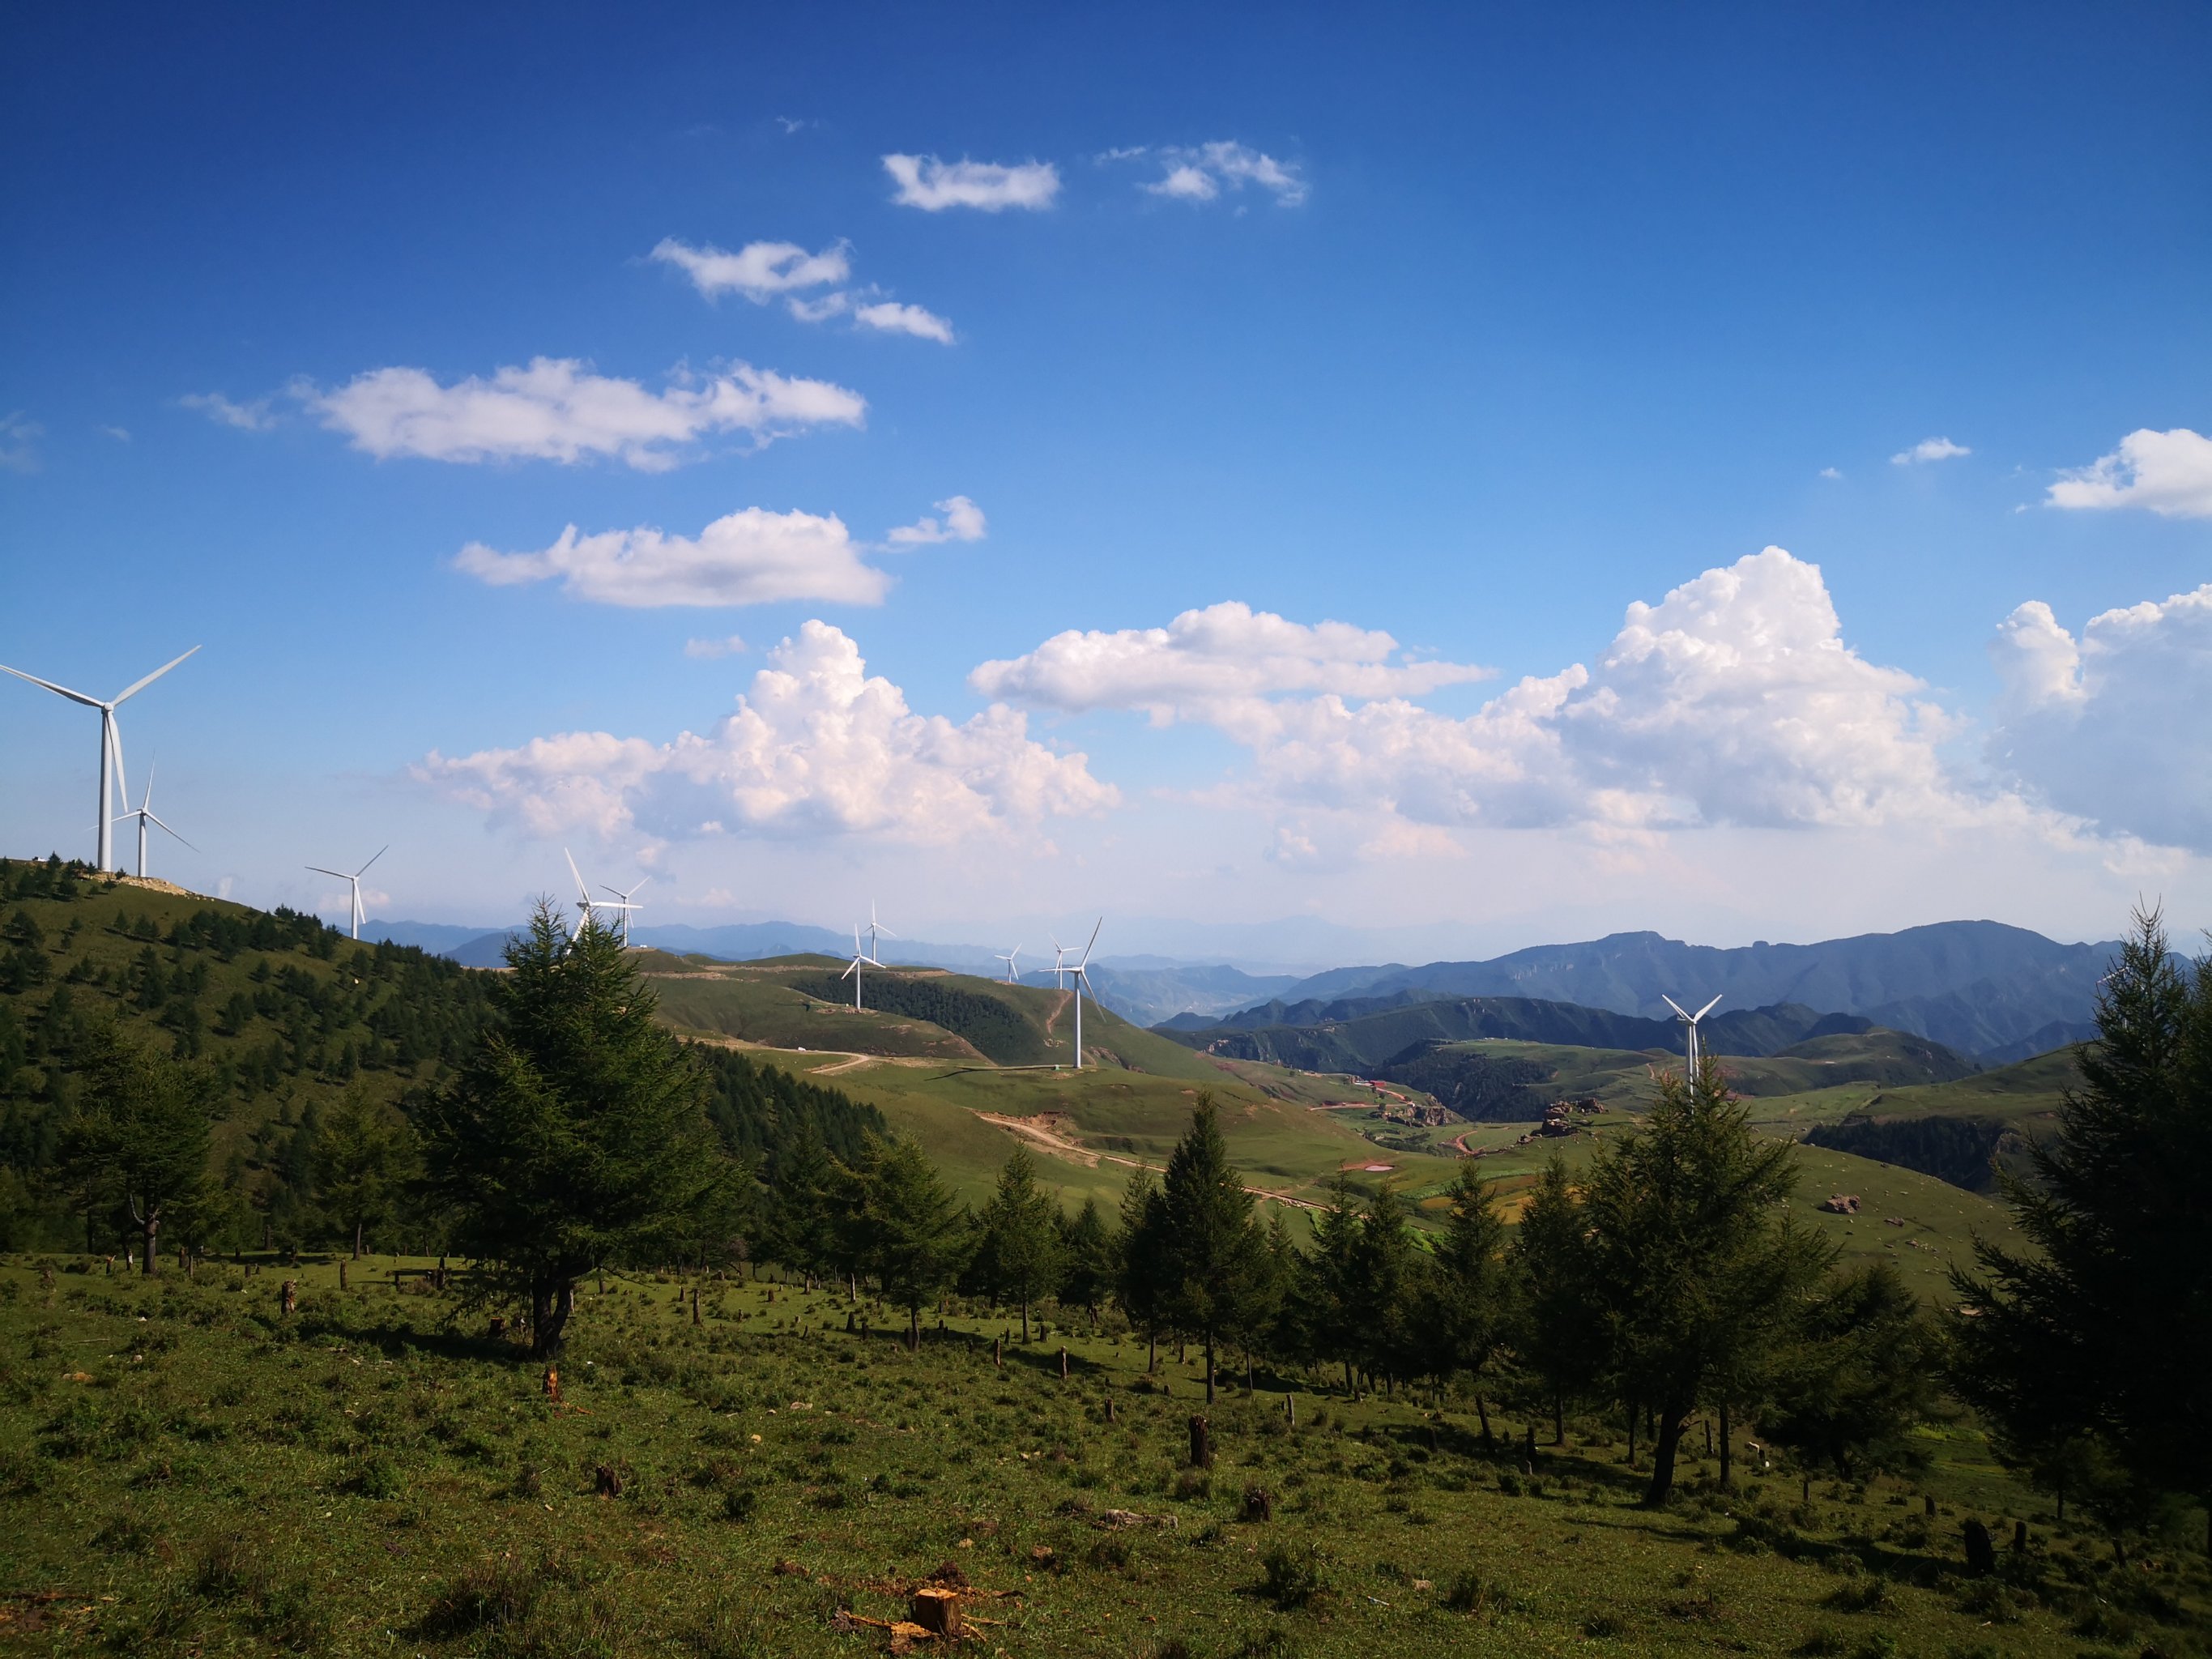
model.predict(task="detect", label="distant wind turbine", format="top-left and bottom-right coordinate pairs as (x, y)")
top-left (1070, 919), bottom-right (1102, 1070)
top-left (995, 945), bottom-right (1022, 984)
top-left (0, 646), bottom-right (199, 872)
top-left (840, 924), bottom-right (884, 1012)
top-left (1049, 936), bottom-right (1069, 988)
top-left (1662, 993), bottom-right (1722, 1071)
top-left (113, 761), bottom-right (193, 880)
top-left (563, 849), bottom-right (603, 934)
top-left (596, 874), bottom-right (649, 946)
top-left (863, 900), bottom-right (897, 965)
top-left (306, 846), bottom-right (387, 942)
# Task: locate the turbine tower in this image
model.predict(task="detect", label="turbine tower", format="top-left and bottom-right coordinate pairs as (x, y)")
top-left (0, 646), bottom-right (199, 872)
top-left (1662, 993), bottom-right (1722, 1071)
top-left (597, 875), bottom-right (650, 947)
top-left (839, 924), bottom-right (884, 1012)
top-left (995, 945), bottom-right (1021, 984)
top-left (1070, 919), bottom-right (1102, 1070)
top-left (114, 761), bottom-right (193, 880)
top-left (306, 846), bottom-right (387, 942)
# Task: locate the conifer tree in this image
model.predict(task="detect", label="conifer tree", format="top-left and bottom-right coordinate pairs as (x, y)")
top-left (1421, 1162), bottom-right (1519, 1426)
top-left (974, 1146), bottom-right (1063, 1341)
top-left (1155, 1094), bottom-right (1265, 1404)
top-left (313, 1088), bottom-right (416, 1259)
top-left (418, 906), bottom-right (729, 1357)
top-left (853, 1136), bottom-right (970, 1349)
top-left (53, 1023), bottom-right (214, 1273)
top-left (1354, 1179), bottom-right (1423, 1389)
top-left (1113, 1164), bottom-right (1170, 1371)
top-left (1952, 908), bottom-right (2212, 1550)
top-left (1762, 1259), bottom-right (1937, 1481)
top-left (1303, 1172), bottom-right (1368, 1397)
top-left (1057, 1195), bottom-right (1114, 1324)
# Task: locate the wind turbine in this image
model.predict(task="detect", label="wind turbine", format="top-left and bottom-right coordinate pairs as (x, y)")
top-left (563, 849), bottom-right (602, 934)
top-left (113, 761), bottom-right (193, 880)
top-left (863, 900), bottom-right (896, 965)
top-left (1662, 993), bottom-right (1723, 1071)
top-left (1049, 936), bottom-right (1069, 988)
top-left (839, 924), bottom-right (884, 1012)
top-left (597, 875), bottom-right (650, 946)
top-left (0, 646), bottom-right (199, 872)
top-left (1069, 919), bottom-right (1102, 1070)
top-left (995, 945), bottom-right (1022, 984)
top-left (306, 847), bottom-right (386, 942)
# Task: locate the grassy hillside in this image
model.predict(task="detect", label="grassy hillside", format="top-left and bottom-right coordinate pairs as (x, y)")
top-left (1801, 1048), bottom-right (2081, 1194)
top-left (4, 1256), bottom-right (2199, 1658)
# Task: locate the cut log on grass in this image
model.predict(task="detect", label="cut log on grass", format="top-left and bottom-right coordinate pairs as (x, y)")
top-left (910, 1587), bottom-right (962, 1639)
top-left (1187, 1415), bottom-right (1213, 1469)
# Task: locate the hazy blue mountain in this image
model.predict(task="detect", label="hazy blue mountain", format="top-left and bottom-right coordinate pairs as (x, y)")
top-left (1257, 921), bottom-right (2122, 1060)
top-left (1031, 963), bottom-right (1302, 1027)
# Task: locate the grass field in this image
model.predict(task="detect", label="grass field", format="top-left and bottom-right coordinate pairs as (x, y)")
top-left (2, 1255), bottom-right (2202, 1659)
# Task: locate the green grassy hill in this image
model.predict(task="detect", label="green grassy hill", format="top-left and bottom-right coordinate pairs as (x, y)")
top-left (1800, 1047), bottom-right (2081, 1193)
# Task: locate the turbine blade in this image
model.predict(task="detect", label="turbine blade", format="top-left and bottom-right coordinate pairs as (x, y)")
top-left (1080, 917), bottom-right (1101, 964)
top-left (565, 847), bottom-right (588, 898)
top-left (0, 663), bottom-right (103, 706)
top-left (1661, 995), bottom-right (1690, 1021)
top-left (356, 844), bottom-right (388, 879)
top-left (111, 646), bottom-right (201, 706)
top-left (142, 759), bottom-right (156, 812)
top-left (147, 812), bottom-right (194, 851)
top-left (1695, 994), bottom-right (1723, 1021)
top-left (106, 716), bottom-right (127, 823)
top-left (305, 866), bottom-right (347, 879)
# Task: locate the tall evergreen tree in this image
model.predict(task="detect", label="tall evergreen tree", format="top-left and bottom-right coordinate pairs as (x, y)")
top-left (417, 907), bottom-right (729, 1357)
top-left (52, 1024), bottom-right (214, 1273)
top-left (1155, 1094), bottom-right (1266, 1405)
top-left (1057, 1195), bottom-right (1114, 1323)
top-left (1113, 1164), bottom-right (1170, 1371)
top-left (1952, 908), bottom-right (2212, 1548)
top-left (974, 1146), bottom-right (1063, 1341)
top-left (313, 1089), bottom-right (416, 1259)
top-left (853, 1136), bottom-right (970, 1349)
top-left (1302, 1173), bottom-right (1368, 1397)
top-left (1354, 1179), bottom-right (1423, 1389)
top-left (1421, 1162), bottom-right (1519, 1427)
top-left (1762, 1259), bottom-right (1938, 1481)
top-left (1581, 1060), bottom-right (1832, 1505)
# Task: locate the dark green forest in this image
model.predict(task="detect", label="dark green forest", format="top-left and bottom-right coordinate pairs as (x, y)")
top-left (787, 968), bottom-right (1048, 1064)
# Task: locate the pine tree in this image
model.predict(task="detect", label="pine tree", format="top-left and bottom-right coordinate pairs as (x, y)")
top-left (1057, 1195), bottom-right (1114, 1323)
top-left (1581, 1060), bottom-right (1833, 1505)
top-left (52, 1023), bottom-right (215, 1273)
top-left (1421, 1162), bottom-right (1519, 1426)
top-left (313, 1089), bottom-right (416, 1258)
top-left (974, 1147), bottom-right (1063, 1341)
top-left (1155, 1094), bottom-right (1265, 1405)
top-left (1951, 907), bottom-right (2212, 1550)
top-left (1302, 1173), bottom-right (1368, 1397)
top-left (1762, 1259), bottom-right (1938, 1481)
top-left (1353, 1179), bottom-right (1422, 1390)
top-left (417, 906), bottom-right (730, 1357)
top-left (853, 1136), bottom-right (970, 1349)
top-left (1113, 1164), bottom-right (1170, 1371)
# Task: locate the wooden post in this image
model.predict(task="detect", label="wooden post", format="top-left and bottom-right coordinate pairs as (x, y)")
top-left (1285, 1391), bottom-right (1296, 1427)
top-left (1059, 1346), bottom-right (1069, 1381)
top-left (1105, 1394), bottom-right (1116, 1424)
top-left (692, 1286), bottom-right (702, 1326)
top-left (994, 1337), bottom-right (1002, 1369)
top-left (544, 1367), bottom-right (561, 1403)
top-left (1924, 1494), bottom-right (1937, 1518)
top-left (1524, 1422), bottom-right (1536, 1475)
top-left (910, 1588), bottom-right (962, 1640)
top-left (1963, 1518), bottom-right (1996, 1577)
top-left (339, 1261), bottom-right (348, 1291)
top-left (1188, 1414), bottom-right (1213, 1469)
top-left (280, 1279), bottom-right (296, 1316)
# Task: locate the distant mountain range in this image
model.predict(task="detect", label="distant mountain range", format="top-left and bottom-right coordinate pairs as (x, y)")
top-left (1251, 922), bottom-right (2119, 1062)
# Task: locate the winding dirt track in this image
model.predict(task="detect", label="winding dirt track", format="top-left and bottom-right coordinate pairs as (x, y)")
top-left (971, 1111), bottom-right (1323, 1211)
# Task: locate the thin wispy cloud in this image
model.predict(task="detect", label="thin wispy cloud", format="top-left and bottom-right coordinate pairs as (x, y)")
top-left (2045, 426), bottom-right (2212, 519)
top-left (854, 301), bottom-right (955, 343)
top-left (181, 391), bottom-right (277, 430)
top-left (1135, 142), bottom-right (1307, 207)
top-left (882, 153), bottom-right (1059, 211)
top-left (886, 496), bottom-right (986, 547)
top-left (0, 412), bottom-right (41, 473)
top-left (100, 424), bottom-right (131, 443)
top-left (1890, 436), bottom-right (1970, 465)
top-left (305, 357), bottom-right (865, 470)
top-left (650, 238), bottom-right (850, 302)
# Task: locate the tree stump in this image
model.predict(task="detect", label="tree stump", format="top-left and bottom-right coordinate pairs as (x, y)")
top-left (1963, 1518), bottom-right (1997, 1577)
top-left (1188, 1414), bottom-right (1213, 1469)
top-left (280, 1280), bottom-right (296, 1316)
top-left (595, 1463), bottom-right (623, 1497)
top-left (544, 1367), bottom-right (560, 1403)
top-left (2012, 1520), bottom-right (2029, 1554)
top-left (1241, 1484), bottom-right (1273, 1522)
top-left (488, 1315), bottom-right (507, 1341)
top-left (994, 1337), bottom-right (1002, 1369)
top-left (692, 1286), bottom-right (702, 1326)
top-left (338, 1261), bottom-right (348, 1291)
top-left (1924, 1494), bottom-right (1937, 1518)
top-left (1105, 1394), bottom-right (1116, 1424)
top-left (910, 1587), bottom-right (961, 1640)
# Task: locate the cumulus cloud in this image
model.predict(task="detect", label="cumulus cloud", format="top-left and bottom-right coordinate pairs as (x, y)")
top-left (970, 601), bottom-right (1491, 726)
top-left (1989, 584), bottom-right (2212, 849)
top-left (2045, 427), bottom-right (2212, 518)
top-left (650, 237), bottom-right (850, 301)
top-left (454, 507), bottom-right (892, 608)
top-left (1890, 436), bottom-right (1970, 465)
top-left (419, 621), bottom-right (1117, 842)
top-left (854, 301), bottom-right (956, 343)
top-left (181, 392), bottom-right (276, 430)
top-left (982, 553), bottom-right (2038, 847)
top-left (305, 357), bottom-right (864, 469)
top-left (0, 412), bottom-right (40, 473)
top-left (883, 154), bottom-right (1059, 211)
top-left (886, 496), bottom-right (987, 548)
top-left (1138, 142), bottom-right (1307, 207)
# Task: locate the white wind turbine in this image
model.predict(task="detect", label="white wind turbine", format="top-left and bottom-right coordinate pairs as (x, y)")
top-left (839, 924), bottom-right (884, 1012)
top-left (563, 849), bottom-right (603, 934)
top-left (597, 874), bottom-right (650, 946)
top-left (113, 761), bottom-right (193, 880)
top-left (306, 846), bottom-right (387, 942)
top-left (1662, 993), bottom-right (1723, 1071)
top-left (0, 646), bottom-right (199, 873)
top-left (995, 945), bottom-right (1022, 984)
top-left (1068, 919), bottom-right (1102, 1070)
top-left (1049, 936), bottom-right (1070, 988)
top-left (863, 899), bottom-right (897, 965)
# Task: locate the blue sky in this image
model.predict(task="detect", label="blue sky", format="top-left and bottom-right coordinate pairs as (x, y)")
top-left (3, 2), bottom-right (2208, 962)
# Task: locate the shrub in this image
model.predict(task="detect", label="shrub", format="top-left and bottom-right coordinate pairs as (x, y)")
top-left (1256, 1544), bottom-right (1328, 1610)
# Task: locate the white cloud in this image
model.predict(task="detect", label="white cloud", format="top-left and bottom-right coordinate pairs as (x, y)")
top-left (883, 154), bottom-right (1059, 212)
top-left (1140, 142), bottom-right (1307, 207)
top-left (1989, 584), bottom-right (2212, 849)
top-left (181, 392), bottom-right (276, 430)
top-left (788, 292), bottom-right (850, 323)
top-left (454, 507), bottom-right (892, 608)
top-left (854, 301), bottom-right (956, 343)
top-left (684, 634), bottom-right (749, 659)
top-left (305, 357), bottom-right (864, 470)
top-left (886, 496), bottom-right (987, 548)
top-left (1819, 466), bottom-right (1843, 480)
top-left (2045, 426), bottom-right (2212, 519)
top-left (650, 237), bottom-right (850, 301)
top-left (1890, 436), bottom-right (1970, 465)
top-left (970, 600), bottom-right (1492, 726)
top-left (419, 621), bottom-right (1117, 842)
top-left (100, 424), bottom-right (131, 442)
top-left (0, 412), bottom-right (40, 473)
top-left (982, 553), bottom-right (2043, 848)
